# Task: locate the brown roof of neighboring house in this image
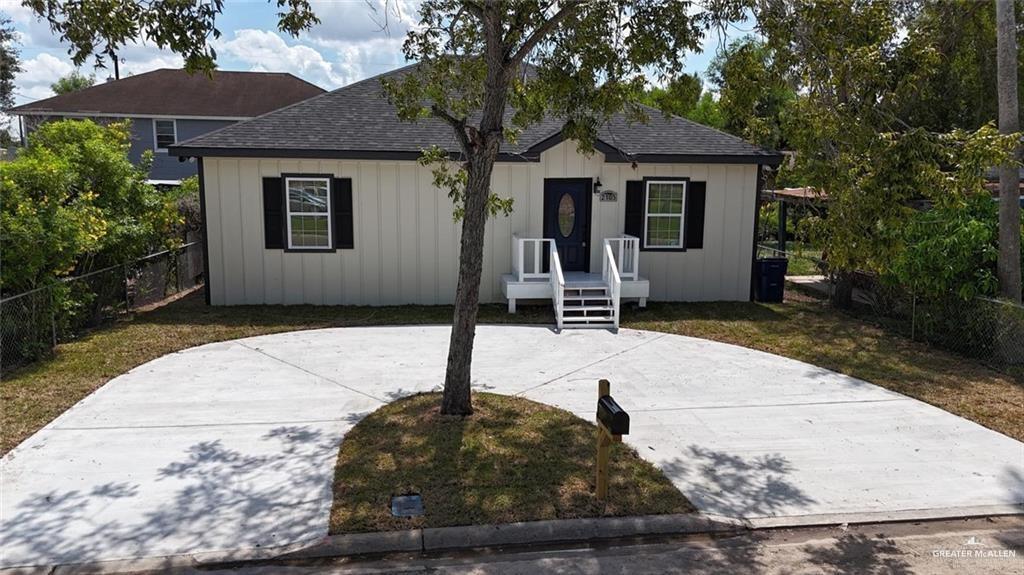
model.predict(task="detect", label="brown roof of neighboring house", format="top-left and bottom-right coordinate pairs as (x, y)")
top-left (9, 69), bottom-right (325, 118)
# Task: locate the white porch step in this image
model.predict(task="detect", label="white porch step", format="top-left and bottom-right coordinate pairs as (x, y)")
top-left (563, 296), bottom-right (612, 302)
top-left (562, 315), bottom-right (616, 324)
top-left (561, 284), bottom-right (615, 328)
top-left (563, 305), bottom-right (614, 312)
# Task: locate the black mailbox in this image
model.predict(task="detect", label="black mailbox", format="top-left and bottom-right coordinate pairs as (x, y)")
top-left (597, 395), bottom-right (630, 435)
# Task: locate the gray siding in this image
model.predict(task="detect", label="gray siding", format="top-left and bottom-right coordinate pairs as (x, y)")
top-left (202, 141), bottom-right (760, 306)
top-left (128, 118), bottom-right (235, 180)
top-left (23, 115), bottom-right (237, 181)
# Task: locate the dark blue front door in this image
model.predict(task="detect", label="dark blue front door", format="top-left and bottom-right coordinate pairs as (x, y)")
top-left (544, 179), bottom-right (592, 272)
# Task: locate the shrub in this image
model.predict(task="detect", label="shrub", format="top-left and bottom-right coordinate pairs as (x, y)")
top-left (0, 119), bottom-right (180, 294)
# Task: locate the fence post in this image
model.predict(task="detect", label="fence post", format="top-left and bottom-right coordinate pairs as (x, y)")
top-left (176, 247), bottom-right (183, 293)
top-left (911, 294), bottom-right (916, 341)
top-left (50, 287), bottom-right (57, 348)
top-left (124, 262), bottom-right (131, 314)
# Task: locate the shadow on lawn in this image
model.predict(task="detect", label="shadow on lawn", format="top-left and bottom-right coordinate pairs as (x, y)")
top-left (329, 393), bottom-right (692, 533)
top-left (1, 425), bottom-right (340, 568)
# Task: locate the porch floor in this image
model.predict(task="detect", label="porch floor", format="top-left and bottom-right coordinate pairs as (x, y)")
top-left (501, 272), bottom-right (650, 303)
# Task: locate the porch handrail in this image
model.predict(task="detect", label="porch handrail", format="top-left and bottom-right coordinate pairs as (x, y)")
top-left (605, 235), bottom-right (640, 281)
top-left (549, 242), bottom-right (565, 330)
top-left (602, 240), bottom-right (622, 329)
top-left (512, 234), bottom-right (552, 282)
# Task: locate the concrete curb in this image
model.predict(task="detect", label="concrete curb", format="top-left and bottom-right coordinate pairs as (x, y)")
top-left (3, 508), bottom-right (1021, 575)
top-left (420, 514), bottom-right (745, 551)
top-left (281, 514), bottom-right (747, 561)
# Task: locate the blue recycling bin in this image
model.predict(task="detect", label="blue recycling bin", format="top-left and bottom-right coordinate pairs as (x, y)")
top-left (755, 257), bottom-right (788, 302)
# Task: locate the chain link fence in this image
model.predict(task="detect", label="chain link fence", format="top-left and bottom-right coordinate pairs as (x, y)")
top-left (1, 241), bottom-right (204, 373)
top-left (757, 242), bottom-right (1024, 375)
top-left (857, 285), bottom-right (1024, 374)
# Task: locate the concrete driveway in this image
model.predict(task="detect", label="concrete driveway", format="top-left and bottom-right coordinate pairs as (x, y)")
top-left (2, 326), bottom-right (1022, 569)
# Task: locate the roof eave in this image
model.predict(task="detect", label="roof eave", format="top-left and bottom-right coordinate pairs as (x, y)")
top-left (604, 152), bottom-right (786, 166)
top-left (169, 145), bottom-right (785, 165)
top-left (168, 146), bottom-right (539, 163)
top-left (11, 110), bottom-right (253, 121)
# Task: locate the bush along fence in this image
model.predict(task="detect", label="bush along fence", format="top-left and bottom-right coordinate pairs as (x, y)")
top-left (759, 243), bottom-right (1024, 375)
top-left (0, 241), bottom-right (204, 372)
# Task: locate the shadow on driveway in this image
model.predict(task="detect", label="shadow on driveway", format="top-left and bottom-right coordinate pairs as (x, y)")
top-left (2, 425), bottom-right (338, 568)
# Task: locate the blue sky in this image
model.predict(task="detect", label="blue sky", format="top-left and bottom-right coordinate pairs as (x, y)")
top-left (7, 1), bottom-right (753, 107)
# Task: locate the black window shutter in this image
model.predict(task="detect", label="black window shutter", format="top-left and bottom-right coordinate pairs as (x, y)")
top-left (262, 177), bottom-right (285, 249)
top-left (624, 180), bottom-right (645, 242)
top-left (332, 178), bottom-right (354, 249)
top-left (685, 181), bottom-right (707, 249)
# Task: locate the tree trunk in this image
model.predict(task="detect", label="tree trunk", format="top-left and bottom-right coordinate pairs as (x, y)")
top-left (996, 0), bottom-right (1021, 303)
top-left (833, 271), bottom-right (854, 309)
top-left (440, 150), bottom-right (499, 415)
top-left (440, 6), bottom-right (508, 416)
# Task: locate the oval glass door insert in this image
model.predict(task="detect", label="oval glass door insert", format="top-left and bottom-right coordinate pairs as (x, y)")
top-left (557, 193), bottom-right (576, 238)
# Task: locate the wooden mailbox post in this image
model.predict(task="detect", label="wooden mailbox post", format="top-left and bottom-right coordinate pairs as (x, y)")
top-left (595, 378), bottom-right (630, 501)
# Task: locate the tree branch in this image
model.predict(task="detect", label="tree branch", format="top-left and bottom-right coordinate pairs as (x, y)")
top-left (461, 0), bottom-right (484, 20)
top-left (508, 2), bottom-right (579, 65)
top-left (431, 103), bottom-right (472, 154)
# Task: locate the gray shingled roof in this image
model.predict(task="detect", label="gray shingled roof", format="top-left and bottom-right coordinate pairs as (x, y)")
top-left (170, 64), bottom-right (781, 164)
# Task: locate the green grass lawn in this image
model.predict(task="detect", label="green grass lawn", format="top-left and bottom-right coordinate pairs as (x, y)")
top-left (330, 392), bottom-right (693, 533)
top-left (3, 288), bottom-right (1021, 456)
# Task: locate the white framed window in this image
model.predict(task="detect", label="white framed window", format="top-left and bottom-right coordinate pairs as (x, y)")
top-left (153, 119), bottom-right (177, 151)
top-left (285, 177), bottom-right (332, 249)
top-left (643, 180), bottom-right (686, 248)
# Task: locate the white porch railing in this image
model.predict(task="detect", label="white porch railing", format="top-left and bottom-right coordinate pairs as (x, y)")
top-left (512, 234), bottom-right (554, 281)
top-left (602, 240), bottom-right (622, 329)
top-left (549, 242), bottom-right (565, 330)
top-left (604, 235), bottom-right (640, 281)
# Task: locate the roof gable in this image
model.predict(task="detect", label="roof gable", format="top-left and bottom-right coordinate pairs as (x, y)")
top-left (10, 69), bottom-right (326, 118)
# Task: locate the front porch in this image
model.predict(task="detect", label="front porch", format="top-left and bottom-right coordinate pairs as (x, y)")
top-left (501, 235), bottom-right (650, 329)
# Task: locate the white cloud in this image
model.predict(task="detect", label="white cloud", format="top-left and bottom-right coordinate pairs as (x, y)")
top-left (4, 2), bottom-right (64, 50)
top-left (217, 28), bottom-right (365, 88)
top-left (14, 52), bottom-right (74, 101)
top-left (307, 0), bottom-right (419, 43)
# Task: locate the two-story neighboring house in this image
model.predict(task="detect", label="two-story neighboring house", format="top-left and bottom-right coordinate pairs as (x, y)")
top-left (9, 69), bottom-right (325, 183)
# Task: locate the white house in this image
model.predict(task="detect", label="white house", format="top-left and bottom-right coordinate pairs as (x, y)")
top-left (170, 65), bottom-right (782, 329)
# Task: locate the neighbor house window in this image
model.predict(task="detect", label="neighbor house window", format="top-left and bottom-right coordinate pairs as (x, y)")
top-left (286, 177), bottom-right (332, 249)
top-left (153, 119), bottom-right (177, 151)
top-left (644, 180), bottom-right (686, 248)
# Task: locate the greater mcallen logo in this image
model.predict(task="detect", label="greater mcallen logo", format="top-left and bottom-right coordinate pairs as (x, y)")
top-left (931, 536), bottom-right (1017, 559)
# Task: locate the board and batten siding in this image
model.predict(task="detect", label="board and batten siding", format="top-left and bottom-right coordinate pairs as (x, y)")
top-left (201, 141), bottom-right (759, 306)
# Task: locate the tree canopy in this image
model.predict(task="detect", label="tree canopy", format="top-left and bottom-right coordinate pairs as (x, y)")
top-left (735, 0), bottom-right (1023, 302)
top-left (706, 36), bottom-right (792, 150)
top-left (51, 71), bottom-right (95, 95)
top-left (0, 119), bottom-right (180, 293)
top-left (640, 73), bottom-right (703, 118)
